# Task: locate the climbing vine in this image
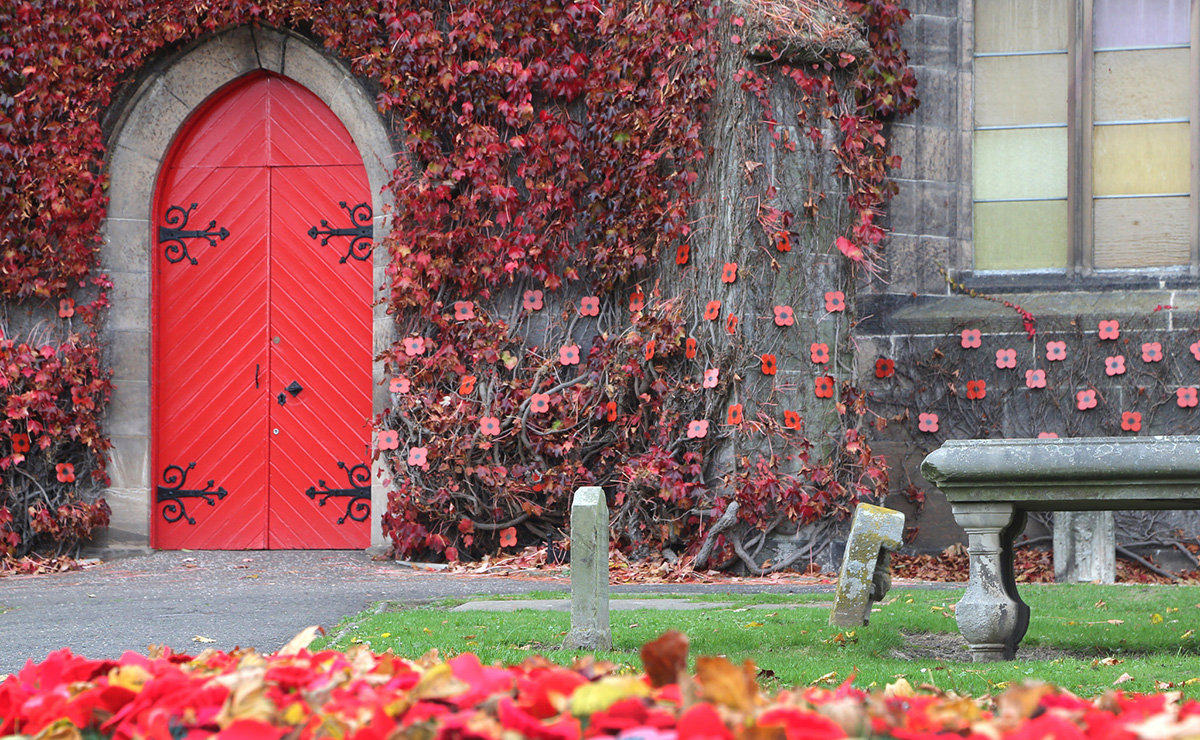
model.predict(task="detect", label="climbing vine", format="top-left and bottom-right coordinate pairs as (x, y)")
top-left (0, 0), bottom-right (917, 566)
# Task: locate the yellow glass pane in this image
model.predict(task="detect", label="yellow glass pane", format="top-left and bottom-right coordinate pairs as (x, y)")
top-left (974, 128), bottom-right (1068, 201)
top-left (976, 0), bottom-right (1068, 53)
top-left (1092, 122), bottom-right (1190, 196)
top-left (976, 54), bottom-right (1068, 126)
top-left (1094, 49), bottom-right (1190, 122)
top-left (975, 200), bottom-right (1069, 270)
top-left (1094, 196), bottom-right (1190, 268)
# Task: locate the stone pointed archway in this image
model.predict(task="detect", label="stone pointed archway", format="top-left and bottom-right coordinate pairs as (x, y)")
top-left (101, 26), bottom-right (396, 551)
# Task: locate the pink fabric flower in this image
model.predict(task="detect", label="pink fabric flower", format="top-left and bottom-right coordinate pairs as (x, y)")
top-left (580, 296), bottom-right (600, 316)
top-left (1105, 355), bottom-right (1126, 376)
top-left (1046, 341), bottom-right (1066, 361)
top-left (687, 420), bottom-right (709, 439)
top-left (454, 301), bottom-right (474, 320)
top-left (773, 305), bottom-right (794, 326)
top-left (1120, 412), bottom-right (1141, 432)
top-left (1191, 341), bottom-right (1200, 362)
top-left (960, 329), bottom-right (981, 349)
top-left (522, 289), bottom-right (543, 311)
top-left (1024, 369), bottom-right (1046, 389)
top-left (389, 376), bottom-right (411, 394)
top-left (995, 348), bottom-right (1016, 369)
top-left (1142, 342), bottom-right (1163, 363)
top-left (810, 343), bottom-right (829, 364)
top-left (407, 447), bottom-right (429, 468)
top-left (403, 337), bottom-right (425, 356)
top-left (1076, 389), bottom-right (1097, 410)
top-left (1178, 387), bottom-right (1198, 408)
top-left (1037, 432), bottom-right (1059, 439)
top-left (1098, 320), bottom-right (1119, 340)
top-left (559, 345), bottom-right (580, 365)
top-left (824, 291), bottom-right (845, 312)
top-left (918, 413), bottom-right (938, 433)
top-left (378, 430), bottom-right (400, 450)
top-left (529, 393), bottom-right (550, 413)
top-left (479, 416), bottom-right (501, 436)
top-left (703, 368), bottom-right (719, 388)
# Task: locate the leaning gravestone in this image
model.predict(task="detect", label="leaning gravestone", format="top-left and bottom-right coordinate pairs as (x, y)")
top-left (562, 486), bottom-right (612, 650)
top-left (830, 503), bottom-right (906, 627)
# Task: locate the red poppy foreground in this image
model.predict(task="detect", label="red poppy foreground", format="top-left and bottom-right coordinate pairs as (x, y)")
top-left (4, 633), bottom-right (1199, 740)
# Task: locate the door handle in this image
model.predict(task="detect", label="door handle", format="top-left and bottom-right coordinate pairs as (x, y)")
top-left (278, 381), bottom-right (303, 405)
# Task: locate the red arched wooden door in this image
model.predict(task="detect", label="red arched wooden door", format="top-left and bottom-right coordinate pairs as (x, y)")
top-left (152, 72), bottom-right (373, 549)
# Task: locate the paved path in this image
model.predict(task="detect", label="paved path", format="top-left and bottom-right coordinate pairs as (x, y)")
top-left (0, 551), bottom-right (843, 675)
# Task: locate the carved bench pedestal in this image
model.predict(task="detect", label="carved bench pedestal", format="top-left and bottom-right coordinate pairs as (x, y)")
top-left (951, 503), bottom-right (1029, 661)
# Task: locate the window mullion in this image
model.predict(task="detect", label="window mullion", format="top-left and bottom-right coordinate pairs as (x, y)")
top-left (1190, 0), bottom-right (1199, 275)
top-left (1069, 0), bottom-right (1095, 276)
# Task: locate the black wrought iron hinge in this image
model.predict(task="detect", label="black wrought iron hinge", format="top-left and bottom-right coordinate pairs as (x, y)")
top-left (159, 203), bottom-right (230, 265)
top-left (308, 201), bottom-right (373, 263)
top-left (156, 462), bottom-right (228, 524)
top-left (305, 461), bottom-right (371, 524)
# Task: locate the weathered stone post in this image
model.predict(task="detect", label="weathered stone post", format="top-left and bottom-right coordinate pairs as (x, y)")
top-left (830, 503), bottom-right (906, 627)
top-left (563, 486), bottom-right (612, 650)
top-left (1054, 511), bottom-right (1116, 583)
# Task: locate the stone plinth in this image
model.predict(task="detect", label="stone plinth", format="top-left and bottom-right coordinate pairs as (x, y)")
top-left (562, 487), bottom-right (611, 650)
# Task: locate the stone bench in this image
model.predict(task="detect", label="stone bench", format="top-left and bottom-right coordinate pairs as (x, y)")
top-left (920, 436), bottom-right (1200, 661)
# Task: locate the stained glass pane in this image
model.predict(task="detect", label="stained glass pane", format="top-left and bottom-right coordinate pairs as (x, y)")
top-left (975, 200), bottom-right (1069, 270)
top-left (1094, 49), bottom-right (1190, 122)
top-left (976, 0), bottom-right (1069, 53)
top-left (974, 128), bottom-right (1069, 201)
top-left (1093, 196), bottom-right (1190, 267)
top-left (1094, 0), bottom-right (1190, 49)
top-left (1092, 122), bottom-right (1190, 196)
top-left (976, 54), bottom-right (1069, 126)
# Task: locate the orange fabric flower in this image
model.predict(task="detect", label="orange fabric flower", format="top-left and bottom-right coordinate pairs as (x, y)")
top-left (704, 300), bottom-right (720, 320)
top-left (761, 354), bottom-right (776, 375)
top-left (783, 410), bottom-right (801, 429)
top-left (499, 527), bottom-right (517, 548)
top-left (814, 376), bottom-right (834, 398)
top-left (675, 244), bottom-right (690, 265)
top-left (726, 404), bottom-right (743, 425)
top-left (459, 375), bottom-right (477, 394)
top-left (721, 263), bottom-right (737, 283)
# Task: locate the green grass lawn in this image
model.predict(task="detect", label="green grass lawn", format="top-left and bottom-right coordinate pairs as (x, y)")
top-left (311, 585), bottom-right (1200, 698)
